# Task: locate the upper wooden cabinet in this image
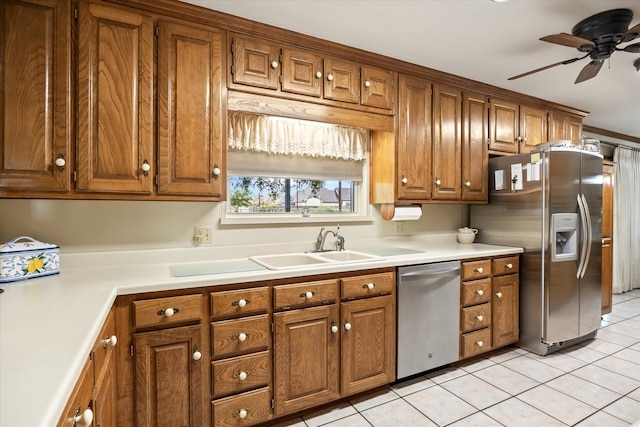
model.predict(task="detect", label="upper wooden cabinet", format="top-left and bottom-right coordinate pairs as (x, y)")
top-left (230, 34), bottom-right (395, 111)
top-left (372, 76), bottom-right (487, 204)
top-left (548, 110), bottom-right (584, 142)
top-left (0, 0), bottom-right (71, 192)
top-left (395, 74), bottom-right (432, 201)
top-left (489, 98), bottom-right (547, 154)
top-left (77, 1), bottom-right (154, 194)
top-left (157, 19), bottom-right (225, 198)
top-left (461, 92), bottom-right (489, 202)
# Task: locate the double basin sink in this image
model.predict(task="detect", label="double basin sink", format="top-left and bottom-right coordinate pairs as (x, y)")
top-left (250, 250), bottom-right (383, 270)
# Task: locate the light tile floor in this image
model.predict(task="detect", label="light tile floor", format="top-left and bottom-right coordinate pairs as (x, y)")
top-left (272, 289), bottom-right (640, 427)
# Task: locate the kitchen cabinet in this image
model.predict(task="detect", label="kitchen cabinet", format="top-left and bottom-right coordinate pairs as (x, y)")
top-left (462, 92), bottom-right (489, 201)
top-left (210, 286), bottom-right (273, 426)
top-left (459, 255), bottom-right (519, 359)
top-left (340, 272), bottom-right (395, 396)
top-left (0, 0), bottom-right (71, 192)
top-left (273, 279), bottom-right (340, 415)
top-left (489, 98), bottom-right (547, 154)
top-left (157, 19), bottom-right (226, 198)
top-left (231, 34), bottom-right (394, 111)
top-left (132, 294), bottom-right (205, 427)
top-left (548, 110), bottom-right (583, 142)
top-left (432, 84), bottom-right (462, 200)
top-left (601, 160), bottom-right (615, 315)
top-left (273, 270), bottom-right (395, 416)
top-left (58, 308), bottom-right (118, 427)
top-left (76, 1), bottom-right (154, 194)
top-left (395, 74), bottom-right (432, 201)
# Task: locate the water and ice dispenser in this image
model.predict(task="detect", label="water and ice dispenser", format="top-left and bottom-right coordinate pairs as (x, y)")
top-left (551, 213), bottom-right (578, 262)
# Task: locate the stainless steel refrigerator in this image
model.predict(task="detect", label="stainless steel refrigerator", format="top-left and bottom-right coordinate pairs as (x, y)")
top-left (471, 147), bottom-right (603, 355)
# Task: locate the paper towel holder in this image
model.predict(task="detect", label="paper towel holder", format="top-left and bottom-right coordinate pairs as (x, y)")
top-left (380, 203), bottom-right (422, 221)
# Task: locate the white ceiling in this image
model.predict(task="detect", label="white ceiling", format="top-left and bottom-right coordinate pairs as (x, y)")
top-left (183, 0), bottom-right (640, 141)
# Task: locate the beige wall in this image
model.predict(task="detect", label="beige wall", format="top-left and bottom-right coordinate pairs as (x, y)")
top-left (0, 199), bottom-right (466, 253)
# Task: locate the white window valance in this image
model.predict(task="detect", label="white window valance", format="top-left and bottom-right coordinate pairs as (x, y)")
top-left (228, 111), bottom-right (368, 161)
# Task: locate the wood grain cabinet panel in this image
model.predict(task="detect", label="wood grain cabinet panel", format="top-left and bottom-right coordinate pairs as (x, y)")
top-left (211, 387), bottom-right (272, 427)
top-left (489, 98), bottom-right (519, 153)
top-left (0, 0), bottom-right (71, 192)
top-left (549, 110), bottom-right (583, 142)
top-left (323, 56), bottom-right (360, 104)
top-left (76, 1), bottom-right (154, 193)
top-left (231, 34), bottom-right (279, 90)
top-left (281, 48), bottom-right (323, 97)
top-left (157, 19), bottom-right (225, 198)
top-left (134, 325), bottom-right (204, 427)
top-left (211, 286), bottom-right (269, 318)
top-left (601, 161), bottom-right (614, 315)
top-left (461, 278), bottom-right (492, 306)
top-left (133, 294), bottom-right (202, 329)
top-left (341, 271), bottom-right (394, 299)
top-left (461, 92), bottom-right (488, 201)
top-left (273, 304), bottom-right (340, 415)
top-left (361, 66), bottom-right (394, 110)
top-left (493, 274), bottom-right (519, 348)
top-left (341, 295), bottom-right (395, 396)
top-left (57, 359), bottom-right (93, 427)
top-left (396, 74), bottom-right (432, 201)
top-left (519, 104), bottom-right (547, 153)
top-left (432, 84), bottom-right (462, 200)
top-left (211, 315), bottom-right (270, 359)
top-left (273, 279), bottom-right (338, 309)
top-left (211, 351), bottom-right (271, 398)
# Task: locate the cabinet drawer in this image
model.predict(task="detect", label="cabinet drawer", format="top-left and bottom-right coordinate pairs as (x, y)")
top-left (461, 303), bottom-right (491, 333)
top-left (461, 328), bottom-right (491, 359)
top-left (341, 271), bottom-right (394, 300)
top-left (212, 351), bottom-right (271, 399)
top-left (211, 315), bottom-right (270, 358)
top-left (461, 278), bottom-right (492, 307)
top-left (92, 308), bottom-right (116, 383)
top-left (212, 386), bottom-right (272, 427)
top-left (461, 259), bottom-right (491, 280)
top-left (133, 294), bottom-right (201, 329)
top-left (273, 279), bottom-right (338, 309)
top-left (493, 256), bottom-right (519, 276)
top-left (211, 287), bottom-right (269, 318)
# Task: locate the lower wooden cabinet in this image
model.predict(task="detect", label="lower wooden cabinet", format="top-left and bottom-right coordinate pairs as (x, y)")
top-left (460, 255), bottom-right (519, 359)
top-left (273, 304), bottom-right (340, 415)
top-left (341, 294), bottom-right (395, 395)
top-left (134, 325), bottom-right (204, 427)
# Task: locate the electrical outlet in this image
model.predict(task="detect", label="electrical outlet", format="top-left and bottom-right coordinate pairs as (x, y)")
top-left (194, 226), bottom-right (213, 245)
top-left (394, 222), bottom-right (406, 235)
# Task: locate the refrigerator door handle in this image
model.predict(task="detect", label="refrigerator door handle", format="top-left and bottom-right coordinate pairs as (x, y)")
top-left (580, 193), bottom-right (593, 279)
top-left (576, 194), bottom-right (589, 279)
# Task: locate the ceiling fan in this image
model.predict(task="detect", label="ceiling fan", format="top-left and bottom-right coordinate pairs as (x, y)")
top-left (509, 8), bottom-right (640, 83)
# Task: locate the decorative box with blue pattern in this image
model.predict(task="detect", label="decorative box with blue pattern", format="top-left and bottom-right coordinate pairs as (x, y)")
top-left (0, 236), bottom-right (60, 283)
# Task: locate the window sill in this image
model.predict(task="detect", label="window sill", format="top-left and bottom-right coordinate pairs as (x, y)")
top-left (220, 212), bottom-right (375, 226)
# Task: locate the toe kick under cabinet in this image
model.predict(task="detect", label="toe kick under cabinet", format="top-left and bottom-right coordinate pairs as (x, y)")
top-left (112, 267), bottom-right (396, 427)
top-left (459, 255), bottom-right (520, 360)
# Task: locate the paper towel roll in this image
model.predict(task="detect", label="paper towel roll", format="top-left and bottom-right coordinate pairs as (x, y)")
top-left (388, 205), bottom-right (422, 221)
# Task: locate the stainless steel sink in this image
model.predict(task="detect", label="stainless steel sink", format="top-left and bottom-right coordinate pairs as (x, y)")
top-left (249, 250), bottom-right (383, 270)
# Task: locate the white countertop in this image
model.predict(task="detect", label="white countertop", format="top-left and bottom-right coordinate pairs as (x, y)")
top-left (0, 235), bottom-right (522, 427)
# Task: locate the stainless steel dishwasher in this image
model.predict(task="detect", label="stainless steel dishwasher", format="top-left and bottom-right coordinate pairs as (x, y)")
top-left (397, 260), bottom-right (461, 379)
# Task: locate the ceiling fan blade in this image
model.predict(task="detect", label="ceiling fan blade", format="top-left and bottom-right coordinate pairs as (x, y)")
top-left (624, 22), bottom-right (640, 40)
top-left (540, 33), bottom-right (595, 49)
top-left (508, 55), bottom-right (588, 81)
top-left (621, 42), bottom-right (640, 53)
top-left (575, 60), bottom-right (604, 84)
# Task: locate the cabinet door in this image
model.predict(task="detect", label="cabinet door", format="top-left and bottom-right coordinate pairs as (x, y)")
top-left (361, 66), bottom-right (394, 110)
top-left (492, 274), bottom-right (519, 348)
top-left (273, 304), bottom-right (339, 416)
top-left (94, 355), bottom-right (117, 427)
top-left (135, 325), bottom-right (203, 427)
top-left (341, 295), bottom-right (395, 396)
top-left (231, 34), bottom-right (279, 90)
top-left (281, 47), bottom-right (323, 97)
top-left (432, 84), bottom-right (462, 200)
top-left (397, 74), bottom-right (432, 201)
top-left (0, 0), bottom-right (71, 192)
top-left (602, 239), bottom-right (613, 315)
top-left (489, 98), bottom-right (518, 153)
top-left (461, 92), bottom-right (488, 201)
top-left (77, 2), bottom-right (154, 193)
top-left (323, 57), bottom-right (359, 104)
top-left (548, 111), bottom-right (565, 141)
top-left (519, 105), bottom-right (547, 153)
top-left (157, 20), bottom-right (225, 197)
top-left (601, 161), bottom-right (614, 315)
top-left (568, 116), bottom-right (583, 141)
top-left (57, 359), bottom-right (94, 427)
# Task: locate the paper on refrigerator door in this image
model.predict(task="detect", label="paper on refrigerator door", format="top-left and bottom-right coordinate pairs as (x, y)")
top-left (495, 170), bottom-right (505, 190)
top-left (511, 164), bottom-right (523, 190)
top-left (528, 162), bottom-right (541, 181)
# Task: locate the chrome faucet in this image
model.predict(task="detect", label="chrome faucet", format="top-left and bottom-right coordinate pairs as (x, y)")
top-left (316, 225), bottom-right (344, 252)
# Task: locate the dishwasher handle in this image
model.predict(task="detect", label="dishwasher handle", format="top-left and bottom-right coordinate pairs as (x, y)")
top-left (399, 267), bottom-right (460, 283)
